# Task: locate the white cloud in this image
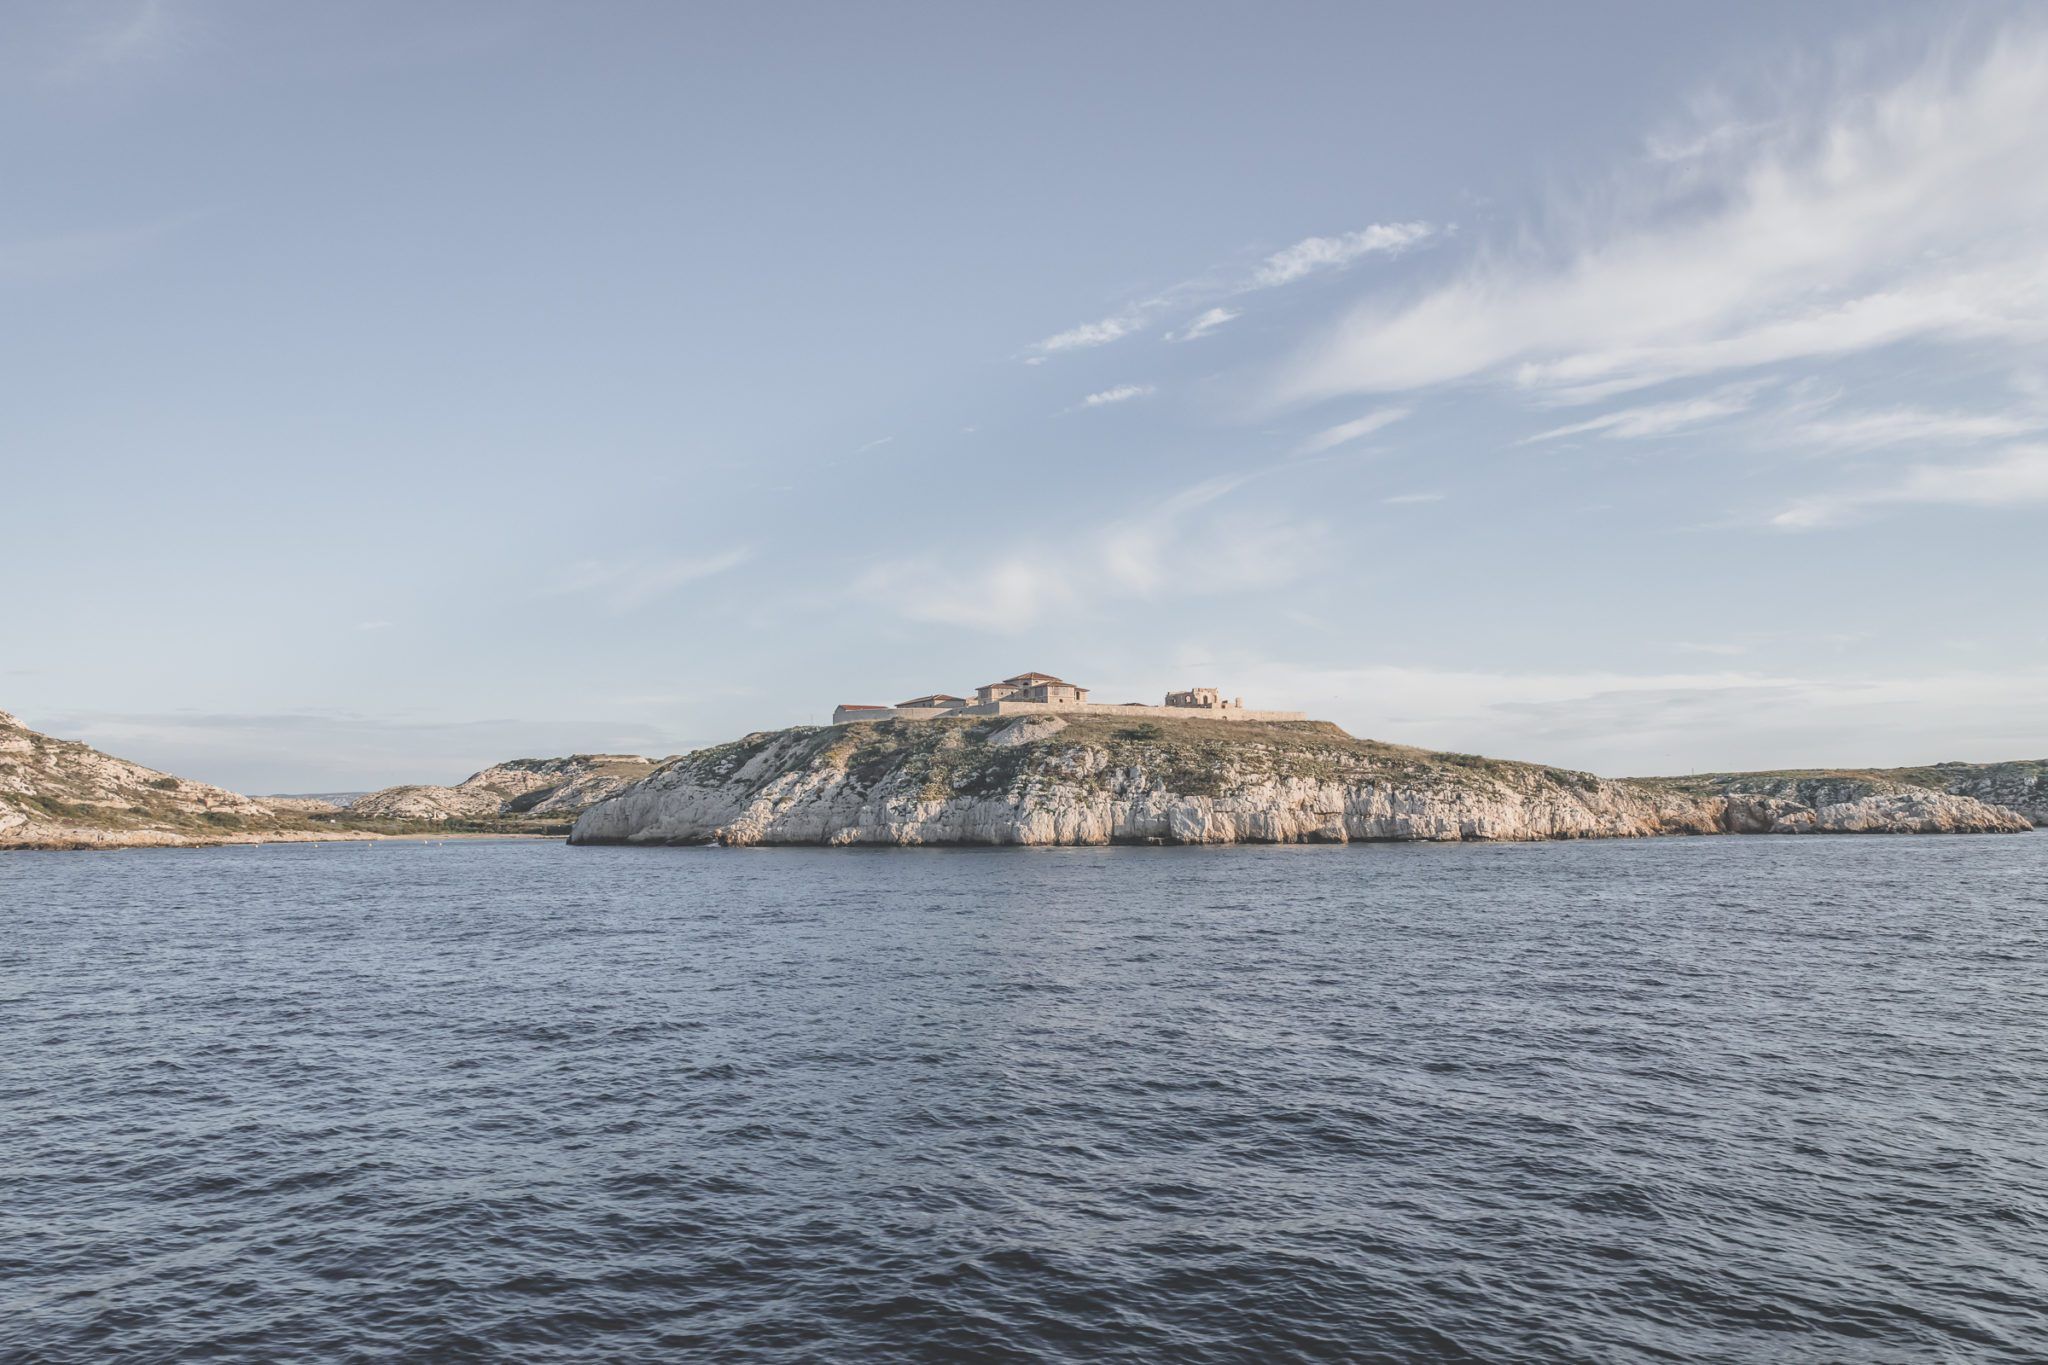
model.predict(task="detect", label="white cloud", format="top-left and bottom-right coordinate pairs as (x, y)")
top-left (1215, 657), bottom-right (2048, 774)
top-left (1034, 314), bottom-right (1143, 354)
top-left (1382, 492), bottom-right (1444, 505)
top-left (1298, 407), bottom-right (1409, 454)
top-left (1080, 383), bottom-right (1153, 408)
top-left (547, 548), bottom-right (753, 612)
top-left (1167, 307), bottom-right (1241, 342)
top-left (855, 435), bottom-right (895, 454)
top-left (1028, 222), bottom-right (1434, 359)
top-left (1253, 223), bottom-right (1436, 287)
top-left (1522, 386), bottom-right (1759, 443)
top-left (853, 476), bottom-right (1324, 631)
top-left (1773, 443), bottom-right (2048, 528)
top-left (1272, 27), bottom-right (2048, 406)
top-left (1787, 406), bottom-right (2045, 451)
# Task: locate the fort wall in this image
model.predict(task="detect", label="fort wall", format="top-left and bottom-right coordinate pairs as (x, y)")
top-left (832, 700), bottom-right (1308, 726)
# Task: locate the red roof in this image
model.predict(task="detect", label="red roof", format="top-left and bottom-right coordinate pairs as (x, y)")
top-left (896, 694), bottom-right (967, 707)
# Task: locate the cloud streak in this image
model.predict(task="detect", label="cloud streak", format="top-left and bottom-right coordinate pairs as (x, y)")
top-left (1522, 386), bottom-right (1759, 443)
top-left (1167, 307), bottom-right (1240, 342)
top-left (1030, 222), bottom-right (1438, 358)
top-left (1297, 407), bottom-right (1409, 455)
top-left (1773, 444), bottom-right (2048, 528)
top-left (1272, 26), bottom-right (2048, 406)
top-left (547, 548), bottom-right (753, 612)
top-left (1251, 222), bottom-right (1435, 287)
top-left (1079, 384), bottom-right (1153, 408)
top-left (853, 476), bottom-right (1325, 631)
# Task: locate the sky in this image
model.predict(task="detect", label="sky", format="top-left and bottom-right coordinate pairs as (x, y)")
top-left (5, 0), bottom-right (2046, 792)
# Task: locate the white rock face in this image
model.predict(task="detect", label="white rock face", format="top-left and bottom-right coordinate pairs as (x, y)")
top-left (348, 754), bottom-right (660, 823)
top-left (0, 708), bottom-right (350, 849)
top-left (571, 722), bottom-right (2035, 848)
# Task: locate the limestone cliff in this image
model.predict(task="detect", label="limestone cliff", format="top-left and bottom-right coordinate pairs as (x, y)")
top-left (0, 709), bottom-right (348, 849)
top-left (569, 717), bottom-right (2032, 847)
top-left (348, 754), bottom-right (661, 824)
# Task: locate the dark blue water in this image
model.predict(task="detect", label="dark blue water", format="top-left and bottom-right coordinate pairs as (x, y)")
top-left (4, 836), bottom-right (2046, 1362)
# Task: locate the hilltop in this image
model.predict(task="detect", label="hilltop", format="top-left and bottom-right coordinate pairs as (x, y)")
top-left (0, 709), bottom-right (355, 850)
top-left (1638, 760), bottom-right (2046, 829)
top-left (570, 715), bottom-right (2036, 846)
top-left (0, 709), bottom-right (663, 849)
top-left (346, 755), bottom-right (662, 826)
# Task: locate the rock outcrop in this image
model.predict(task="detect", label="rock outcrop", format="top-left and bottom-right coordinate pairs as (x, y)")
top-left (348, 754), bottom-right (661, 824)
top-left (570, 717), bottom-right (2033, 847)
top-left (0, 709), bottom-right (354, 849)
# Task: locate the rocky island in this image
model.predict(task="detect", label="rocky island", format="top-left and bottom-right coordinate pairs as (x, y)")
top-left (7, 675), bottom-right (2040, 851)
top-left (0, 707), bottom-right (659, 850)
top-left (569, 713), bottom-right (2039, 847)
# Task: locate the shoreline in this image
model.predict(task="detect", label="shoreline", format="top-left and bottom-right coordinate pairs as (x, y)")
top-left (1, 830), bottom-right (566, 853)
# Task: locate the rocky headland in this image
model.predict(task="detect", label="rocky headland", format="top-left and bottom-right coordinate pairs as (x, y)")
top-left (345, 755), bottom-right (661, 825)
top-left (0, 709), bottom-right (361, 850)
top-left (569, 716), bottom-right (2039, 847)
top-left (0, 708), bottom-right (662, 850)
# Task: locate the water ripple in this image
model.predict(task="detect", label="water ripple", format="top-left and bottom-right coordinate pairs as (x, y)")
top-left (3, 835), bottom-right (2046, 1361)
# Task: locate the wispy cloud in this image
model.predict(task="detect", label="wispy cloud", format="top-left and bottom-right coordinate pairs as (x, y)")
top-left (1029, 222), bottom-right (1436, 359)
top-left (853, 476), bottom-right (1324, 630)
top-left (1167, 307), bottom-right (1241, 342)
top-left (547, 548), bottom-right (753, 612)
top-left (1773, 444), bottom-right (2048, 528)
top-left (1033, 313), bottom-right (1144, 355)
top-left (855, 435), bottom-right (895, 454)
top-left (1214, 656), bottom-right (2048, 773)
top-left (1383, 492), bottom-right (1444, 505)
top-left (1787, 406), bottom-right (2046, 451)
top-left (1079, 383), bottom-right (1153, 409)
top-left (1298, 407), bottom-right (1409, 455)
top-left (1272, 26), bottom-right (2048, 406)
top-left (1521, 385), bottom-right (1760, 443)
top-left (1252, 222), bottom-right (1435, 288)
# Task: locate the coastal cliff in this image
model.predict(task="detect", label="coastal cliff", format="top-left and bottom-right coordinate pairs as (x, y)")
top-left (0, 709), bottom-right (353, 849)
top-left (568, 717), bottom-right (2034, 847)
top-left (347, 754), bottom-right (660, 823)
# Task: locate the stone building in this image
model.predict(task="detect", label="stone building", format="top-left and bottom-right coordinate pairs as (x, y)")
top-left (831, 671), bottom-right (1303, 725)
top-left (975, 672), bottom-right (1090, 705)
top-left (1165, 687), bottom-right (1247, 711)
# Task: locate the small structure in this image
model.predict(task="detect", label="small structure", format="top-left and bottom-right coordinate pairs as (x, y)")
top-left (1164, 687), bottom-right (1248, 711)
top-left (975, 672), bottom-right (1089, 706)
top-left (831, 671), bottom-right (1303, 725)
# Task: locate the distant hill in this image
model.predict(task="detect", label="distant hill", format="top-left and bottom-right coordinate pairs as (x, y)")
top-left (1636, 760), bottom-right (2046, 830)
top-left (347, 755), bottom-right (664, 824)
top-left (568, 716), bottom-right (2039, 846)
top-left (0, 709), bottom-right (347, 849)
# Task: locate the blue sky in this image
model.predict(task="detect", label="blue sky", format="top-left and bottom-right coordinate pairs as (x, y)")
top-left (6, 1), bottom-right (2046, 791)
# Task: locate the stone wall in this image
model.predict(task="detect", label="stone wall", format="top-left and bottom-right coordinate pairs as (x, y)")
top-left (832, 700), bottom-right (1307, 725)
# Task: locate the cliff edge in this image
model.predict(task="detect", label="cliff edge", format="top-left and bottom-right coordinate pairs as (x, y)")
top-left (569, 717), bottom-right (2033, 847)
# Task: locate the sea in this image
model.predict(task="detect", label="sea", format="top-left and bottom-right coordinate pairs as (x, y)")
top-left (4, 835), bottom-right (2045, 1362)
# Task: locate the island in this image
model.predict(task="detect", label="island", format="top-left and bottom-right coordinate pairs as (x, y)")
top-left (567, 670), bottom-right (2042, 847)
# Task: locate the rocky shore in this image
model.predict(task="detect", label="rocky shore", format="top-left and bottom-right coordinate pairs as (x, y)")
top-left (569, 716), bottom-right (2037, 847)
